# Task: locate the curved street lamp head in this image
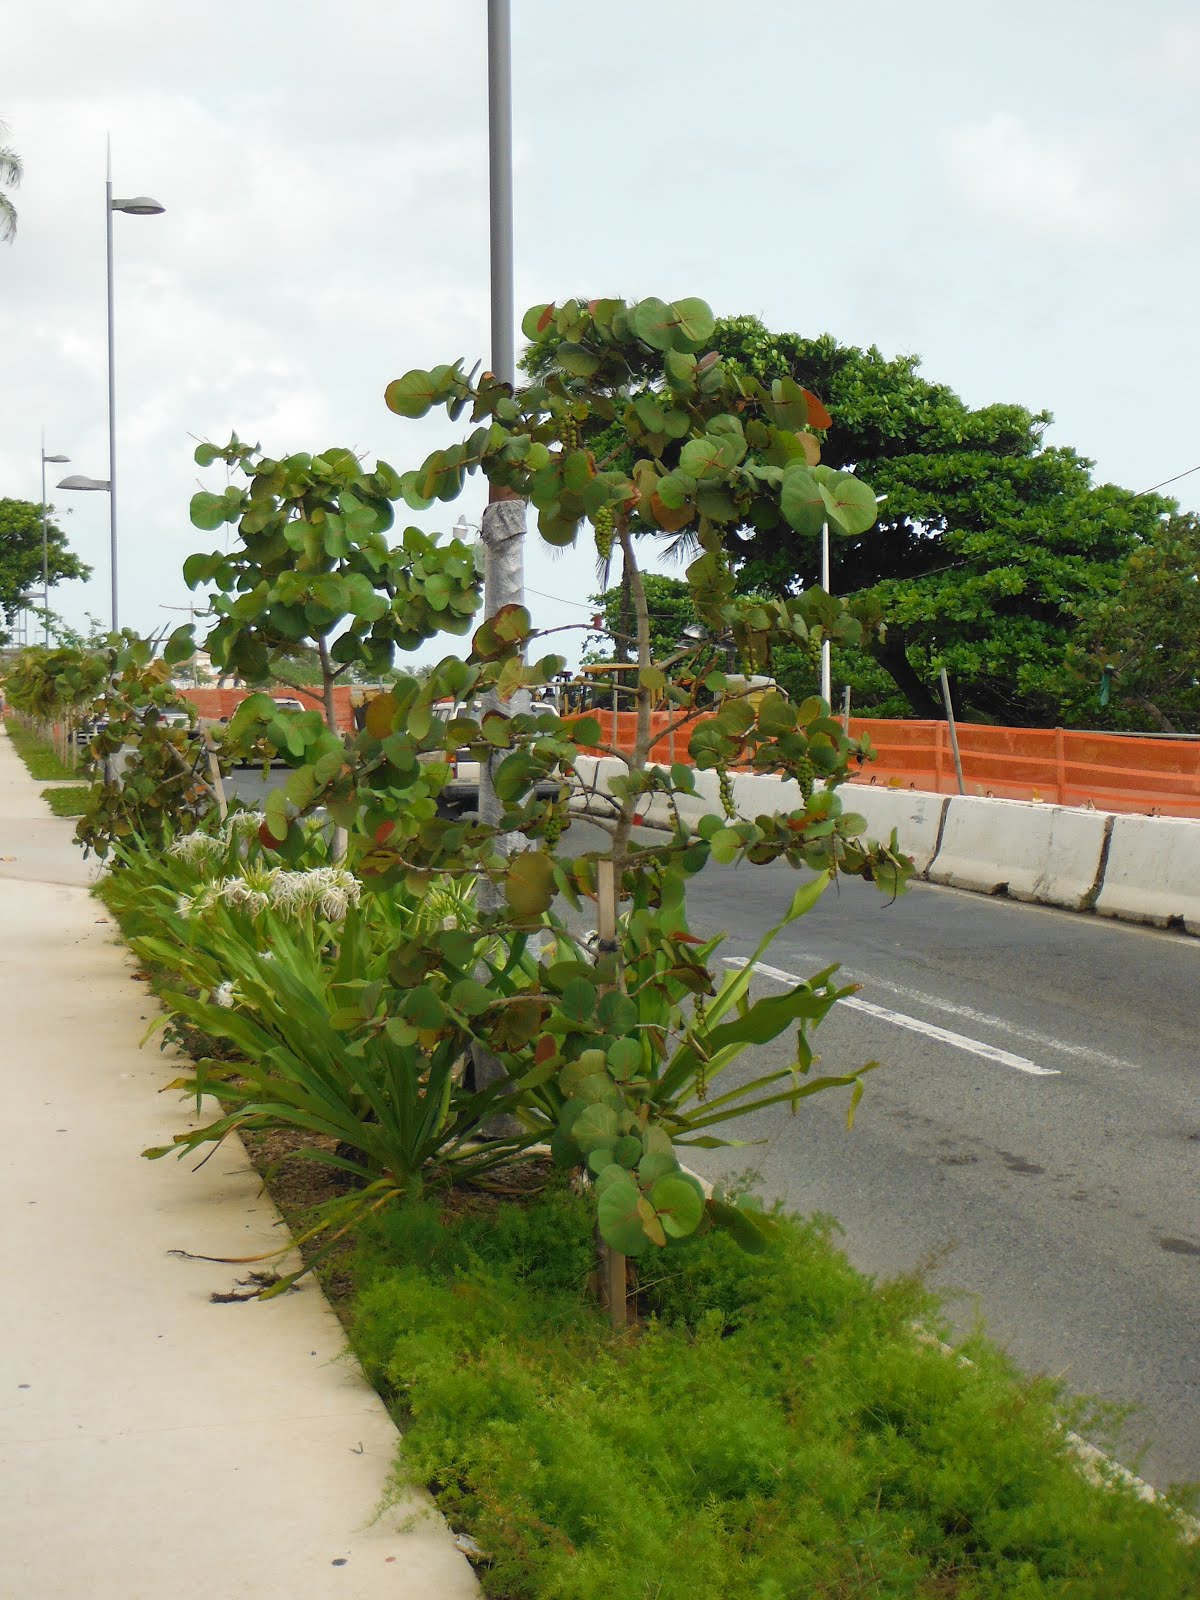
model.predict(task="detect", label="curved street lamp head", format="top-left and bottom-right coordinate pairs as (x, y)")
top-left (111, 196), bottom-right (165, 216)
top-left (57, 474), bottom-right (111, 491)
top-left (42, 452), bottom-right (70, 464)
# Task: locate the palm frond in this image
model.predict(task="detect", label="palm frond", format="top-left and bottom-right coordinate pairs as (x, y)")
top-left (661, 529), bottom-right (702, 565)
top-left (0, 123), bottom-right (21, 244)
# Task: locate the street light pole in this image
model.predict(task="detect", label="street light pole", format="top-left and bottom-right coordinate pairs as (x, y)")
top-left (105, 138), bottom-right (164, 633)
top-left (480, 0), bottom-right (528, 843)
top-left (471, 1), bottom-right (529, 1121)
top-left (40, 437), bottom-right (71, 647)
top-left (105, 147), bottom-right (118, 633)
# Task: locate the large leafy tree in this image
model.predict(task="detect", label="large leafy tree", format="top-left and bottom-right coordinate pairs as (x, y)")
top-left (0, 118), bottom-right (20, 243)
top-left (708, 318), bottom-right (1174, 723)
top-left (0, 498), bottom-right (92, 641)
top-left (1066, 514), bottom-right (1200, 733)
top-left (588, 571), bottom-right (829, 707)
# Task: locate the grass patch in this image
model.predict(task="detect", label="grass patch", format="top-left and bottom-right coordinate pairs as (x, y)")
top-left (344, 1187), bottom-right (1199, 1600)
top-left (41, 784), bottom-right (91, 817)
top-left (6, 721), bottom-right (77, 781)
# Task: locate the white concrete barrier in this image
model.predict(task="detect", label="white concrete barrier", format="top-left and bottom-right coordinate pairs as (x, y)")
top-left (927, 796), bottom-right (1110, 910)
top-left (1094, 814), bottom-right (1200, 934)
top-left (571, 764), bottom-right (949, 876)
top-left (838, 785), bottom-right (949, 876)
top-left (568, 762), bottom-right (1200, 935)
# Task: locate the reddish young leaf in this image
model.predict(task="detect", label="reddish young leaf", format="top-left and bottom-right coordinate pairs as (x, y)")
top-left (802, 389), bottom-right (833, 429)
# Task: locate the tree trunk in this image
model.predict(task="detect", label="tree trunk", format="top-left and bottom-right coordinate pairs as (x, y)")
top-left (873, 636), bottom-right (943, 720)
top-left (1136, 695), bottom-right (1178, 735)
top-left (613, 563), bottom-right (634, 665)
top-left (317, 637), bottom-right (348, 860)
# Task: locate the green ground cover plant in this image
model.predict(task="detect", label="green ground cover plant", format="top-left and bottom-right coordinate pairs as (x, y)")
top-left (346, 1184), bottom-right (1200, 1600)
top-left (5, 718), bottom-right (75, 780)
top-left (40, 784), bottom-right (89, 816)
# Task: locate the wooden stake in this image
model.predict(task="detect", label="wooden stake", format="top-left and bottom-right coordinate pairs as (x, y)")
top-left (202, 727), bottom-right (229, 823)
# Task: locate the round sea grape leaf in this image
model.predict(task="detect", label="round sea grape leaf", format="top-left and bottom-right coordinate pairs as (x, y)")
top-left (637, 1151), bottom-right (678, 1186)
top-left (521, 302), bottom-right (553, 340)
top-left (504, 850), bottom-right (556, 918)
top-left (642, 1125), bottom-right (674, 1159)
top-left (384, 369), bottom-right (438, 418)
top-left (562, 976), bottom-right (599, 1022)
top-left (632, 296), bottom-right (677, 351)
top-left (780, 467), bottom-right (827, 538)
top-left (588, 1145), bottom-right (617, 1176)
top-left (573, 1102), bottom-right (620, 1154)
top-left (678, 437), bottom-right (726, 480)
top-left (615, 1135), bottom-right (643, 1168)
top-left (821, 473), bottom-right (879, 537)
top-left (709, 827), bottom-right (743, 865)
top-left (597, 1173), bottom-right (651, 1255)
top-left (189, 491), bottom-right (231, 532)
top-left (597, 990), bottom-right (638, 1035)
top-left (757, 692), bottom-right (797, 737)
top-left (770, 376), bottom-right (810, 430)
top-left (650, 1173), bottom-right (705, 1239)
top-left (594, 1161), bottom-right (630, 1197)
top-left (637, 1196), bottom-right (668, 1249)
top-left (364, 691), bottom-right (398, 739)
top-left (449, 978), bottom-right (493, 1017)
top-left (398, 471), bottom-right (435, 511)
top-left (669, 297), bottom-right (715, 352)
top-left (607, 1037), bottom-right (643, 1078)
top-left (802, 389), bottom-right (833, 430)
top-left (558, 342), bottom-right (600, 378)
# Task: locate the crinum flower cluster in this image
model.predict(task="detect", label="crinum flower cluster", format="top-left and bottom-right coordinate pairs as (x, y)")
top-left (267, 866), bottom-right (362, 921)
top-left (223, 810), bottom-right (267, 839)
top-left (177, 865), bottom-right (361, 924)
top-left (165, 832), bottom-right (226, 867)
top-left (178, 871), bottom-right (273, 919)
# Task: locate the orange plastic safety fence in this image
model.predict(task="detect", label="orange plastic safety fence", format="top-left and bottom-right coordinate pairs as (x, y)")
top-left (568, 709), bottom-right (1200, 818)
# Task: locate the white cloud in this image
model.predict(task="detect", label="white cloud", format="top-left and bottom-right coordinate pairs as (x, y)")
top-left (940, 113), bottom-right (1132, 242)
top-left (1138, 18), bottom-right (1200, 84)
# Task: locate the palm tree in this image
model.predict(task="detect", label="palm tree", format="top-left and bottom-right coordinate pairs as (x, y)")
top-left (0, 119), bottom-right (23, 243)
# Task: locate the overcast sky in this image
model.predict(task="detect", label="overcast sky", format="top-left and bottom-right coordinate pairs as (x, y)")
top-left (3, 0), bottom-right (1198, 665)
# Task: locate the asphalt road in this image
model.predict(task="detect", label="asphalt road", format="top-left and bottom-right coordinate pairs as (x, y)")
top-left (676, 845), bottom-right (1200, 1491)
top-left (225, 777), bottom-right (1199, 1486)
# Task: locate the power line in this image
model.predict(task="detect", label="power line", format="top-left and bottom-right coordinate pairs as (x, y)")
top-left (1137, 464), bottom-right (1200, 497)
top-left (525, 585), bottom-right (595, 611)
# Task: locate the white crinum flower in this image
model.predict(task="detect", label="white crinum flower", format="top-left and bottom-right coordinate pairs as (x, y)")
top-left (266, 866), bottom-right (361, 923)
top-left (223, 810), bottom-right (266, 839)
top-left (166, 832), bottom-right (224, 866)
top-left (173, 865), bottom-right (361, 925)
top-left (213, 980), bottom-right (236, 1009)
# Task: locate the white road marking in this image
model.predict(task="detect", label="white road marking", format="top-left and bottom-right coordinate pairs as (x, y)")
top-left (750, 949), bottom-right (1140, 1075)
top-left (724, 958), bottom-right (1060, 1078)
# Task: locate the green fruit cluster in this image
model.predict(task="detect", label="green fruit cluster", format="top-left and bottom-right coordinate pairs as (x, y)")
top-left (717, 765), bottom-right (737, 819)
top-left (593, 503), bottom-right (614, 561)
top-left (795, 754), bottom-right (815, 801)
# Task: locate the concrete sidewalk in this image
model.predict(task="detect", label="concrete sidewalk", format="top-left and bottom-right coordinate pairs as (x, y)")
top-left (0, 724), bottom-right (477, 1598)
